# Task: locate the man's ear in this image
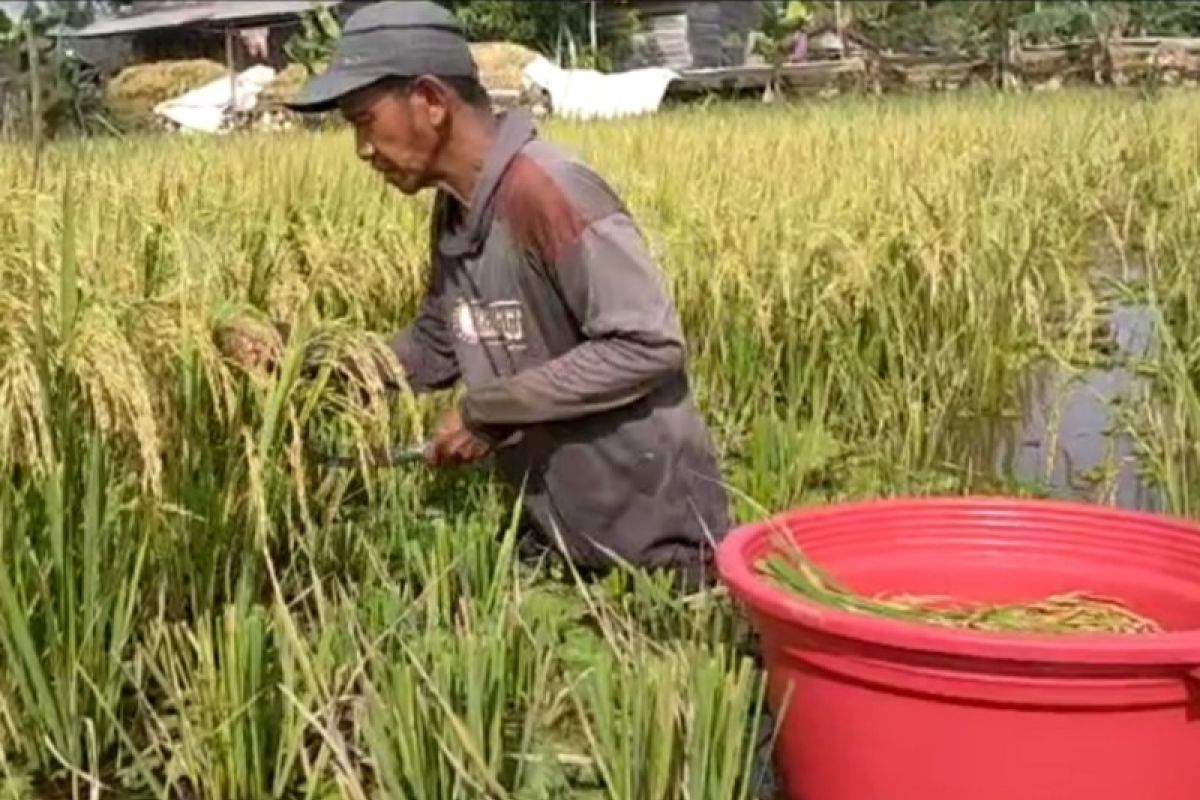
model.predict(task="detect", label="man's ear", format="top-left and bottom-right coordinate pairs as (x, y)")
top-left (410, 75), bottom-right (451, 128)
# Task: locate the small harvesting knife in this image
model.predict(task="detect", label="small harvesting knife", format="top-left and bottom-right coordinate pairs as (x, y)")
top-left (315, 441), bottom-right (431, 469)
top-left (315, 430), bottom-right (521, 469)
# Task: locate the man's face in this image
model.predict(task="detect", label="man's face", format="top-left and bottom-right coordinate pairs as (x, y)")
top-left (339, 79), bottom-right (446, 195)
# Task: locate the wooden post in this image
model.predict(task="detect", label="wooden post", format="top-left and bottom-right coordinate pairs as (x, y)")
top-left (224, 25), bottom-right (237, 112)
top-left (25, 20), bottom-right (42, 171)
top-left (554, 3), bottom-right (563, 65)
top-left (996, 1), bottom-right (1010, 89)
top-left (589, 0), bottom-right (598, 54)
top-left (834, 0), bottom-right (846, 60)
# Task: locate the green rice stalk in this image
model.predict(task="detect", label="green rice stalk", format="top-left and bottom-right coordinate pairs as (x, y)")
top-left (759, 536), bottom-right (1162, 635)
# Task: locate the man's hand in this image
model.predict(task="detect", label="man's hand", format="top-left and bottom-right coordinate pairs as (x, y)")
top-left (427, 408), bottom-right (492, 467)
top-left (216, 320), bottom-right (287, 373)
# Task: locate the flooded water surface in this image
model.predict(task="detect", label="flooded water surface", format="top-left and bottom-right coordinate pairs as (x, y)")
top-left (992, 294), bottom-right (1160, 511)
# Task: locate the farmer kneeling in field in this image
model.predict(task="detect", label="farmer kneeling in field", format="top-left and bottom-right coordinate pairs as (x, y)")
top-left (282, 1), bottom-right (730, 590)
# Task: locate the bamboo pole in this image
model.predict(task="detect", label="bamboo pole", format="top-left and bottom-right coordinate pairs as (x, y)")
top-left (25, 19), bottom-right (42, 175)
top-left (225, 24), bottom-right (237, 114)
top-left (835, 0), bottom-right (845, 60)
top-left (589, 0), bottom-right (597, 54)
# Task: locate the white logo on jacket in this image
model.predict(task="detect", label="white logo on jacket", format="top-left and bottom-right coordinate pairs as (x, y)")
top-left (452, 298), bottom-right (526, 348)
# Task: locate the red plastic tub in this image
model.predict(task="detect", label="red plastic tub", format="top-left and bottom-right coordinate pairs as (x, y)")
top-left (717, 497), bottom-right (1200, 800)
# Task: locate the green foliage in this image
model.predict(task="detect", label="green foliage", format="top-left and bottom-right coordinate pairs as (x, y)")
top-left (1126, 1), bottom-right (1200, 36)
top-left (277, 2), bottom-right (618, 76)
top-left (0, 1), bottom-right (111, 139)
top-left (439, 0), bottom-right (586, 52)
top-left (284, 4), bottom-right (341, 77)
top-left (1012, 2), bottom-right (1100, 42)
top-left (830, 1), bottom-right (1004, 55)
top-left (752, 1), bottom-right (811, 68)
top-left (807, 1), bottom-right (1200, 53)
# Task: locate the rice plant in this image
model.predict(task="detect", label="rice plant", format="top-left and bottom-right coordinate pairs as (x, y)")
top-left (0, 88), bottom-right (1196, 795)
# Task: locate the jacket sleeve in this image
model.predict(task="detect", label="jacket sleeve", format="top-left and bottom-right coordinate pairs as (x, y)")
top-left (460, 211), bottom-right (684, 427)
top-left (389, 279), bottom-right (461, 394)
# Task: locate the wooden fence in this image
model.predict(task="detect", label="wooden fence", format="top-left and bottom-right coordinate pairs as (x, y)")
top-left (670, 36), bottom-right (1200, 98)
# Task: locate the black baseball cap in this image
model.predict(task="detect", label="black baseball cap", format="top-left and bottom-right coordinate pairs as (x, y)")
top-left (287, 1), bottom-right (478, 113)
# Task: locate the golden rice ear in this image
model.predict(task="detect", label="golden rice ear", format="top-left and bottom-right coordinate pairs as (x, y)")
top-left (67, 303), bottom-right (164, 493)
top-left (0, 328), bottom-right (53, 479)
top-left (213, 314), bottom-right (285, 356)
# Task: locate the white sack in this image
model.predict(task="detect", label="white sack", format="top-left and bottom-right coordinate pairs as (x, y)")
top-left (521, 56), bottom-right (677, 121)
top-left (154, 65), bottom-right (277, 134)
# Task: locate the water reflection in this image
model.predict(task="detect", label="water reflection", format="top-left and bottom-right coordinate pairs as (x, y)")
top-left (993, 301), bottom-right (1160, 511)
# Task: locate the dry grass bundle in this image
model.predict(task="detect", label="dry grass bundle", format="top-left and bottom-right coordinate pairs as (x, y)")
top-left (103, 58), bottom-right (228, 122)
top-left (470, 41), bottom-right (540, 91)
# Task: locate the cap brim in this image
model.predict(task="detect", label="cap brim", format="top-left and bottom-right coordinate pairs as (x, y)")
top-left (285, 68), bottom-right (383, 113)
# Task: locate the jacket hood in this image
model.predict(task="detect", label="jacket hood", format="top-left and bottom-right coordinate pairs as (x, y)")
top-left (438, 109), bottom-right (537, 259)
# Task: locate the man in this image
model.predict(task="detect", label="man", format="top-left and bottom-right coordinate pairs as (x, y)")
top-left (284, 1), bottom-right (730, 589)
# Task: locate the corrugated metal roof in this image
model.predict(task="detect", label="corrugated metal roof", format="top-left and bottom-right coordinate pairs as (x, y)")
top-left (61, 5), bottom-right (212, 37)
top-left (58, 0), bottom-right (338, 38)
top-left (208, 1), bottom-right (337, 23)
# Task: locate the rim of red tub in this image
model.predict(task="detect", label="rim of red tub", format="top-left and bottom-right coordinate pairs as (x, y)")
top-left (716, 495), bottom-right (1200, 667)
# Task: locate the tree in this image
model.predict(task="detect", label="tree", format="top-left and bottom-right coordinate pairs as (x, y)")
top-left (823, 1), bottom-right (1010, 56)
top-left (0, 0), bottom-right (109, 138)
top-left (750, 1), bottom-right (810, 101)
top-left (831, 2), bottom-right (1200, 51)
top-left (284, 4), bottom-right (340, 76)
top-left (437, 1), bottom-right (589, 56)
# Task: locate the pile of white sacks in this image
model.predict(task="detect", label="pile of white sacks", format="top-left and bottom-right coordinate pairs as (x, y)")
top-left (153, 65), bottom-right (278, 134)
top-left (153, 55), bottom-right (680, 133)
top-left (520, 55), bottom-right (678, 121)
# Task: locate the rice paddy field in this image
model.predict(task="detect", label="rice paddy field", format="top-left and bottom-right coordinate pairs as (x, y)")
top-left (2, 88), bottom-right (1200, 798)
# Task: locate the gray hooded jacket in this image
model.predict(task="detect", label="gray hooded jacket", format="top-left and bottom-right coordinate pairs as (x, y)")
top-left (391, 110), bottom-right (730, 572)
